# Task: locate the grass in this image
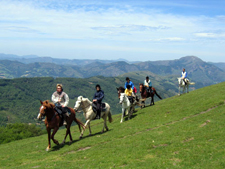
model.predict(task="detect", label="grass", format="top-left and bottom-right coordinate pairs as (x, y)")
top-left (1, 82), bottom-right (225, 168)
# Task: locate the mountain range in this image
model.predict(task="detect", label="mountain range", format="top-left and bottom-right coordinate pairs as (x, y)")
top-left (1, 54), bottom-right (225, 87)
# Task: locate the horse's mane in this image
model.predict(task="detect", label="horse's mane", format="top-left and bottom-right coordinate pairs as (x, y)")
top-left (78, 96), bottom-right (92, 105)
top-left (83, 97), bottom-right (92, 105)
top-left (43, 100), bottom-right (55, 109)
top-left (117, 86), bottom-right (125, 93)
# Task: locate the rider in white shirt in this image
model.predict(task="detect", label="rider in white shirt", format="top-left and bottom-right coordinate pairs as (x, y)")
top-left (181, 68), bottom-right (187, 85)
top-left (144, 76), bottom-right (152, 93)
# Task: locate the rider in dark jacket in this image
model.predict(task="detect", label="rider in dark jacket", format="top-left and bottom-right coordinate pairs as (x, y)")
top-left (93, 84), bottom-right (104, 119)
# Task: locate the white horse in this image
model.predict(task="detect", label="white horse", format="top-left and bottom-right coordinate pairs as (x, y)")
top-left (119, 93), bottom-right (135, 123)
top-left (177, 77), bottom-right (195, 95)
top-left (74, 96), bottom-right (113, 138)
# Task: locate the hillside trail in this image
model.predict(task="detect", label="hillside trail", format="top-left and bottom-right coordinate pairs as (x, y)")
top-left (67, 100), bottom-right (225, 153)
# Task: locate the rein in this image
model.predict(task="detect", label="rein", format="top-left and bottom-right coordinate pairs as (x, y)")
top-left (76, 100), bottom-right (91, 112)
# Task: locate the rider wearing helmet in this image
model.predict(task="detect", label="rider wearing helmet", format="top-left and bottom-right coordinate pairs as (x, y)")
top-left (125, 85), bottom-right (133, 96)
top-left (93, 84), bottom-right (104, 119)
top-left (144, 76), bottom-right (152, 93)
top-left (51, 84), bottom-right (70, 125)
top-left (125, 85), bottom-right (134, 104)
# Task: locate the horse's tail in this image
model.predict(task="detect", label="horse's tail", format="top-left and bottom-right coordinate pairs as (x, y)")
top-left (108, 110), bottom-right (113, 123)
top-left (70, 108), bottom-right (85, 130)
top-left (74, 117), bottom-right (85, 130)
top-left (154, 90), bottom-right (162, 100)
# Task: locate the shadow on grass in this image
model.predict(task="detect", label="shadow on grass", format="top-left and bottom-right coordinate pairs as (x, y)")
top-left (50, 129), bottom-right (113, 151)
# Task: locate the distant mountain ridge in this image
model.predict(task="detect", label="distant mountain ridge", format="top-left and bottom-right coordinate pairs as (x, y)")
top-left (0, 53), bottom-right (137, 66)
top-left (0, 54), bottom-right (225, 86)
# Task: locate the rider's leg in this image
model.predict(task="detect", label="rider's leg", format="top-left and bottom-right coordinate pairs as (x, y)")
top-left (149, 87), bottom-right (153, 93)
top-left (96, 102), bottom-right (101, 119)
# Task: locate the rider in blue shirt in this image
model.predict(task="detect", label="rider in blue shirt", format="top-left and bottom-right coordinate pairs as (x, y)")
top-left (93, 84), bottom-right (104, 119)
top-left (124, 77), bottom-right (134, 90)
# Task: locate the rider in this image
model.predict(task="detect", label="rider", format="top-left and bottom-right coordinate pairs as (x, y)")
top-left (124, 77), bottom-right (134, 90)
top-left (125, 85), bottom-right (133, 96)
top-left (125, 85), bottom-right (134, 104)
top-left (93, 84), bottom-right (104, 119)
top-left (144, 76), bottom-right (152, 93)
top-left (181, 68), bottom-right (187, 85)
top-left (51, 84), bottom-right (70, 125)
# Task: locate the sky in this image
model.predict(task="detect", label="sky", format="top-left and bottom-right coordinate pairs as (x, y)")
top-left (0, 0), bottom-right (225, 62)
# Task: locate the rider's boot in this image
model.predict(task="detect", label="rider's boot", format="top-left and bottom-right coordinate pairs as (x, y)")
top-left (150, 87), bottom-right (153, 93)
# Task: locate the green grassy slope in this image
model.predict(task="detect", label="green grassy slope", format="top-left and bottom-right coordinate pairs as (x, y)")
top-left (0, 82), bottom-right (225, 168)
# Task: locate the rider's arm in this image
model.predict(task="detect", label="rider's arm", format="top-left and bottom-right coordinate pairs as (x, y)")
top-left (149, 81), bottom-right (152, 87)
top-left (131, 82), bottom-right (134, 90)
top-left (124, 82), bottom-right (127, 89)
top-left (98, 91), bottom-right (104, 101)
top-left (62, 93), bottom-right (69, 107)
top-left (51, 93), bottom-right (58, 104)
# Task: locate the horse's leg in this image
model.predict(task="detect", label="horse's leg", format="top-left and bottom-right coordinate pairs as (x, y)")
top-left (187, 84), bottom-right (189, 93)
top-left (128, 107), bottom-right (132, 120)
top-left (61, 122), bottom-right (72, 145)
top-left (120, 108), bottom-right (125, 123)
top-left (80, 119), bottom-right (90, 139)
top-left (51, 127), bottom-right (59, 145)
top-left (46, 128), bottom-right (51, 151)
top-left (178, 85), bottom-right (180, 95)
top-left (152, 96), bottom-right (154, 105)
top-left (88, 122), bottom-right (92, 136)
top-left (102, 113), bottom-right (107, 133)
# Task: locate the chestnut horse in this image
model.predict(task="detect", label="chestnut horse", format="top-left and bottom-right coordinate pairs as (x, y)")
top-left (139, 84), bottom-right (162, 108)
top-left (37, 100), bottom-right (84, 151)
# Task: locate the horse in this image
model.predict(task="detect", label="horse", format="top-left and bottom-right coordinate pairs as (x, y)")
top-left (119, 93), bottom-right (134, 123)
top-left (37, 100), bottom-right (84, 151)
top-left (116, 86), bottom-right (140, 123)
top-left (139, 84), bottom-right (162, 108)
top-left (177, 77), bottom-right (195, 95)
top-left (74, 96), bottom-right (113, 138)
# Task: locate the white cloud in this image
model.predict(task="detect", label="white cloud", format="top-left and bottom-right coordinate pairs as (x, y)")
top-left (0, 0), bottom-right (225, 62)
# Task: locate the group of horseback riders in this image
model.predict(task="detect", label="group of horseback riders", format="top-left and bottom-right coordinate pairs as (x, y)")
top-left (51, 68), bottom-right (188, 124)
top-left (51, 83), bottom-right (105, 125)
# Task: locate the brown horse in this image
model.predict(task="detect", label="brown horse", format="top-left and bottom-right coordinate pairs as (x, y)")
top-left (139, 84), bottom-right (162, 108)
top-left (37, 100), bottom-right (84, 151)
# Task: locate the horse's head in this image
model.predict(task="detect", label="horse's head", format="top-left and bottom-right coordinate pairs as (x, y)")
top-left (116, 86), bottom-right (125, 99)
top-left (37, 100), bottom-right (55, 120)
top-left (139, 83), bottom-right (144, 93)
top-left (74, 96), bottom-right (83, 111)
top-left (119, 93), bottom-right (126, 104)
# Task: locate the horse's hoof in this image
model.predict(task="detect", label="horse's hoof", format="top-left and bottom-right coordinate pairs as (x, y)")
top-left (60, 141), bottom-right (65, 145)
top-left (89, 134), bottom-right (92, 136)
top-left (69, 141), bottom-right (72, 145)
top-left (46, 147), bottom-right (50, 151)
top-left (79, 136), bottom-right (83, 139)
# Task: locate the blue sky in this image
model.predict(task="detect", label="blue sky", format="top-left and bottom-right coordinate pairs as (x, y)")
top-left (0, 0), bottom-right (225, 62)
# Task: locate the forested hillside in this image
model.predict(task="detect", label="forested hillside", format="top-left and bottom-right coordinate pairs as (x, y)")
top-left (0, 74), bottom-right (180, 126)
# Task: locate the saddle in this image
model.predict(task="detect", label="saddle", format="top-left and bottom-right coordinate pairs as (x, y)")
top-left (92, 103), bottom-right (107, 113)
top-left (128, 96), bottom-right (134, 104)
top-left (54, 106), bottom-right (71, 126)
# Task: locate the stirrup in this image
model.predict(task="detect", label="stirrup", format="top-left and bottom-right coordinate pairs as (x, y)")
top-left (63, 121), bottom-right (67, 125)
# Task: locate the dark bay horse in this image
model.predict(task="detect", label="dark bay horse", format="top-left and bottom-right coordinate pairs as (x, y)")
top-left (37, 100), bottom-right (84, 151)
top-left (139, 84), bottom-right (162, 108)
